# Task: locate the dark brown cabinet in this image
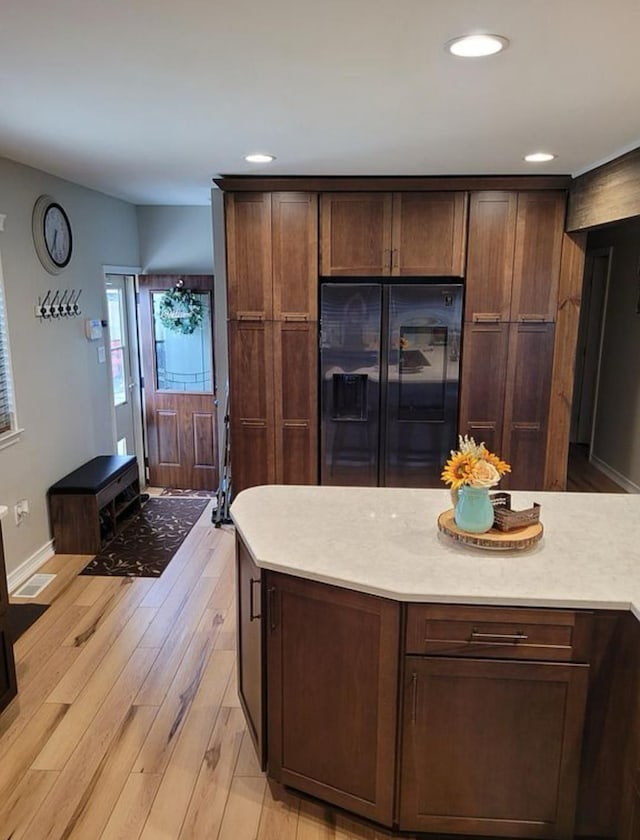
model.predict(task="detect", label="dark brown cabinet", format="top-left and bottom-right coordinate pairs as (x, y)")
top-left (464, 190), bottom-right (566, 324)
top-left (266, 571), bottom-right (400, 826)
top-left (399, 657), bottom-right (589, 838)
top-left (235, 529), bottom-right (602, 839)
top-left (320, 192), bottom-right (467, 277)
top-left (400, 604), bottom-right (590, 839)
top-left (460, 190), bottom-right (566, 489)
top-left (0, 522), bottom-right (17, 713)
top-left (236, 535), bottom-right (266, 768)
top-left (225, 191), bottom-right (318, 493)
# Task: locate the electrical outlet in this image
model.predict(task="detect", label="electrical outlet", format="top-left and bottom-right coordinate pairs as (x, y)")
top-left (14, 499), bottom-right (29, 526)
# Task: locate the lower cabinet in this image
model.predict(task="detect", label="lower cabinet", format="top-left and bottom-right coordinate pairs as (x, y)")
top-left (235, 535), bottom-right (595, 839)
top-left (266, 571), bottom-right (400, 826)
top-left (0, 522), bottom-right (17, 712)
top-left (399, 657), bottom-right (589, 838)
top-left (236, 536), bottom-right (266, 769)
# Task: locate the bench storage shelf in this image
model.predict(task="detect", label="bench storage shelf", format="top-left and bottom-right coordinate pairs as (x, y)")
top-left (48, 455), bottom-right (140, 554)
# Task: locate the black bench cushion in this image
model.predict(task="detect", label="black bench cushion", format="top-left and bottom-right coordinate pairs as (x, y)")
top-left (48, 455), bottom-right (137, 495)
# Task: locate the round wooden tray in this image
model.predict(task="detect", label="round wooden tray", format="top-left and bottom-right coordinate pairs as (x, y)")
top-left (437, 509), bottom-right (543, 551)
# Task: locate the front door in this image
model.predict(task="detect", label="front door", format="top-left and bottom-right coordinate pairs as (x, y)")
top-left (138, 274), bottom-right (218, 490)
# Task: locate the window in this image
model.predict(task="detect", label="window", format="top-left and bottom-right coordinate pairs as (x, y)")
top-left (0, 221), bottom-right (19, 447)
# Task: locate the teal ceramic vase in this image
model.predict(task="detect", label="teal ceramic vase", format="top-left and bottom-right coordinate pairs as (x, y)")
top-left (454, 485), bottom-right (494, 533)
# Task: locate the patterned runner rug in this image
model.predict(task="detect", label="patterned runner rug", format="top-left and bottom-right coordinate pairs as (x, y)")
top-left (80, 497), bottom-right (209, 578)
top-left (160, 488), bottom-right (217, 497)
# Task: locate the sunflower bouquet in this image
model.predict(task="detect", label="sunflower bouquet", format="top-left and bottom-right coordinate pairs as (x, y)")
top-left (441, 435), bottom-right (511, 490)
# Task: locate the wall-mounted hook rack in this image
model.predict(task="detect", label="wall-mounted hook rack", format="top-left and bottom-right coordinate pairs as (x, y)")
top-left (35, 289), bottom-right (82, 320)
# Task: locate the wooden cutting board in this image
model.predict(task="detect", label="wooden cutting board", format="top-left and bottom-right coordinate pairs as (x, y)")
top-left (437, 509), bottom-right (543, 551)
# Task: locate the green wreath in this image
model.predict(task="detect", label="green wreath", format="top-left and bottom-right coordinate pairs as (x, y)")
top-left (157, 288), bottom-right (204, 335)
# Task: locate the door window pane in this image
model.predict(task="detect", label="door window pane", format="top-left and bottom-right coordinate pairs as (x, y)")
top-left (106, 288), bottom-right (127, 407)
top-left (152, 291), bottom-right (213, 392)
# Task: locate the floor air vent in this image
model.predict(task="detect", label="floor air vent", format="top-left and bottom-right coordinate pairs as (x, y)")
top-left (13, 573), bottom-right (56, 598)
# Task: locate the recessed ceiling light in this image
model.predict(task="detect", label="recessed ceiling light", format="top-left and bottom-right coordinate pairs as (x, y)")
top-left (446, 34), bottom-right (509, 58)
top-left (244, 153), bottom-right (276, 164)
top-left (524, 152), bottom-right (557, 163)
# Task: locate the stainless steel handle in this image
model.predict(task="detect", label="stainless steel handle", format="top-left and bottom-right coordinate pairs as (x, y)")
top-left (283, 313), bottom-right (309, 322)
top-left (470, 630), bottom-right (528, 643)
top-left (237, 312), bottom-right (265, 321)
top-left (411, 672), bottom-right (418, 724)
top-left (249, 577), bottom-right (261, 621)
top-left (392, 248), bottom-right (399, 269)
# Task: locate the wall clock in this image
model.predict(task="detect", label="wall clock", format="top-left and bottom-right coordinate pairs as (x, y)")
top-left (32, 195), bottom-right (73, 274)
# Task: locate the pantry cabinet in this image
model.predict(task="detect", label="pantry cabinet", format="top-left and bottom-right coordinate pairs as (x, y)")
top-left (220, 177), bottom-right (574, 494)
top-left (460, 190), bottom-right (566, 488)
top-left (320, 192), bottom-right (467, 276)
top-left (225, 192), bottom-right (318, 493)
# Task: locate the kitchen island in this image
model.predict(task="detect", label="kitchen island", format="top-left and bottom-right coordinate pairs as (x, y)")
top-left (231, 486), bottom-right (640, 840)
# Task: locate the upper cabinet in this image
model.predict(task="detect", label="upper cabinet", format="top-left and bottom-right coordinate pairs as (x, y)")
top-left (465, 190), bottom-right (566, 323)
top-left (226, 192), bottom-right (318, 321)
top-left (320, 192), bottom-right (467, 277)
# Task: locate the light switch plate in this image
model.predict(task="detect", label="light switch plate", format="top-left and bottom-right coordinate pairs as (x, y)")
top-left (97, 344), bottom-right (106, 364)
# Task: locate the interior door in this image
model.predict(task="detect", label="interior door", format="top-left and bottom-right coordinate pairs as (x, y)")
top-left (138, 275), bottom-right (218, 490)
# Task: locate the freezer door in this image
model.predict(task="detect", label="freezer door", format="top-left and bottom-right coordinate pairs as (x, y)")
top-left (320, 284), bottom-right (382, 486)
top-left (383, 284), bottom-right (462, 487)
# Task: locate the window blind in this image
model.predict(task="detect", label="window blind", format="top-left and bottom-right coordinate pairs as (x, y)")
top-left (0, 266), bottom-right (14, 435)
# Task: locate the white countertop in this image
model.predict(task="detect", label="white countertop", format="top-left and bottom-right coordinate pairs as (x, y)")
top-left (231, 485), bottom-right (640, 618)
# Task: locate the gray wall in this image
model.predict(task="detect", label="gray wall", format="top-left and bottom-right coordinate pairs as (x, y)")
top-left (0, 156), bottom-right (140, 578)
top-left (588, 217), bottom-right (640, 489)
top-left (136, 205), bottom-right (214, 274)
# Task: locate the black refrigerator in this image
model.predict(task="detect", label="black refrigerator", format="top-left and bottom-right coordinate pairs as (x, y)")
top-left (320, 281), bottom-right (463, 488)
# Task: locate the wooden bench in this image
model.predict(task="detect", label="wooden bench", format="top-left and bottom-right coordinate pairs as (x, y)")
top-left (48, 455), bottom-right (140, 554)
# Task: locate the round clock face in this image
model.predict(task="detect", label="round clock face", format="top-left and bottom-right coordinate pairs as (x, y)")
top-left (32, 195), bottom-right (73, 274)
top-left (43, 204), bottom-right (72, 268)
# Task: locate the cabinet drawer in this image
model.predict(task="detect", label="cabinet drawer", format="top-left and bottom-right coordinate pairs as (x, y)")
top-left (95, 463), bottom-right (139, 510)
top-left (406, 604), bottom-right (591, 661)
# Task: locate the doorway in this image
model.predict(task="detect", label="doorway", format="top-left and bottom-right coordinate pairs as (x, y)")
top-left (570, 248), bottom-right (612, 450)
top-left (104, 272), bottom-right (146, 485)
top-left (137, 275), bottom-right (218, 490)
top-left (567, 247), bottom-right (622, 491)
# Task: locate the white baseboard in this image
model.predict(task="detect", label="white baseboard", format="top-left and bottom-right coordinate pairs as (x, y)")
top-left (7, 539), bottom-right (55, 594)
top-left (590, 454), bottom-right (640, 494)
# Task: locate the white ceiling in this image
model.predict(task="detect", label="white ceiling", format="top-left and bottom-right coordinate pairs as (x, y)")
top-left (2, 0), bottom-right (639, 206)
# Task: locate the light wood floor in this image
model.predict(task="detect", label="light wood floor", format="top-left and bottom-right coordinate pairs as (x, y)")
top-left (2, 502), bottom-right (407, 840)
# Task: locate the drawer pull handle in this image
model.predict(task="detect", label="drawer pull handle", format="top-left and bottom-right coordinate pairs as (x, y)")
top-left (470, 630), bottom-right (528, 643)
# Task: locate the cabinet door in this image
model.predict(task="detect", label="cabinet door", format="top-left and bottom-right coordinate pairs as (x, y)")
top-left (392, 192), bottom-right (467, 276)
top-left (458, 321), bottom-right (509, 455)
top-left (267, 572), bottom-right (399, 826)
top-left (225, 192), bottom-right (273, 320)
top-left (502, 322), bottom-right (555, 490)
top-left (236, 534), bottom-right (266, 769)
top-left (272, 192), bottom-right (318, 321)
top-left (320, 193), bottom-right (393, 276)
top-left (273, 321), bottom-right (318, 485)
top-left (399, 656), bottom-right (589, 838)
top-left (464, 191), bottom-right (518, 322)
top-left (511, 191), bottom-right (566, 322)
top-left (0, 528), bottom-right (17, 713)
top-left (228, 320), bottom-right (275, 493)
